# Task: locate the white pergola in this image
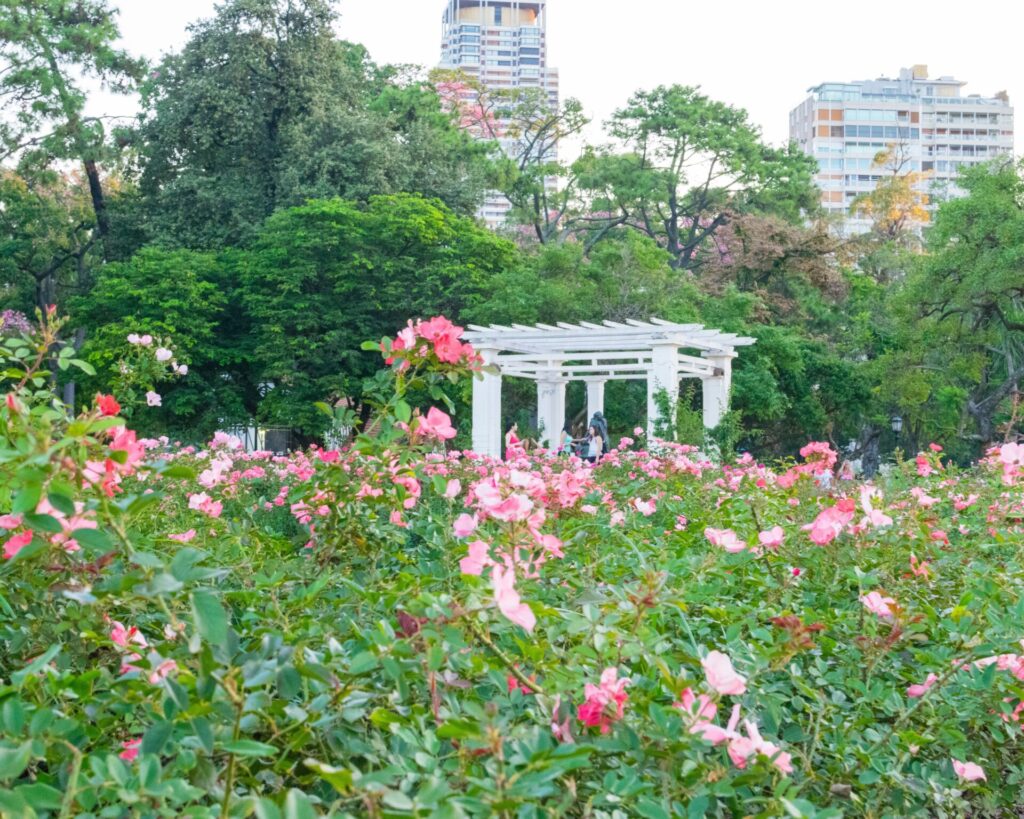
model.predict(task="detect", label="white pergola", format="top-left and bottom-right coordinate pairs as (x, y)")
top-left (462, 318), bottom-right (756, 457)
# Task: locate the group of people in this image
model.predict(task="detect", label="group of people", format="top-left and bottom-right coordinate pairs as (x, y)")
top-left (505, 411), bottom-right (609, 464)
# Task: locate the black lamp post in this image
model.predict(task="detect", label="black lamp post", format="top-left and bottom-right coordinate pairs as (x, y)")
top-left (890, 415), bottom-right (903, 435)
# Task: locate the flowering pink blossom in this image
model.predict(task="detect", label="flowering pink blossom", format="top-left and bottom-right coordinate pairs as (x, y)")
top-left (916, 454), bottom-right (935, 477)
top-left (491, 564), bottom-right (535, 631)
top-left (443, 479), bottom-right (461, 499)
top-left (860, 591), bottom-right (897, 619)
top-left (188, 492), bottom-right (223, 519)
top-left (453, 513), bottom-right (477, 538)
top-left (952, 759), bottom-right (986, 782)
top-left (804, 499), bottom-right (856, 545)
top-left (632, 497), bottom-right (657, 516)
top-left (675, 688), bottom-right (717, 723)
top-left (907, 673), bottom-right (939, 698)
top-left (859, 486), bottom-right (893, 528)
top-left (758, 526), bottom-right (785, 550)
top-left (148, 659), bottom-right (178, 684)
top-left (155, 348), bottom-right (173, 362)
top-left (702, 650), bottom-right (747, 695)
top-left (704, 527), bottom-right (747, 553)
top-left (120, 739), bottom-right (142, 762)
top-left (0, 514), bottom-right (23, 530)
top-left (2, 530), bottom-right (33, 560)
top-left (577, 667), bottom-right (630, 733)
top-left (146, 391), bottom-right (162, 407)
top-left (459, 540), bottom-right (493, 575)
top-left (418, 407), bottom-right (457, 441)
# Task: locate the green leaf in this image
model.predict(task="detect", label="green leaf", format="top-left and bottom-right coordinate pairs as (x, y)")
top-left (222, 740), bottom-right (277, 757)
top-left (394, 400), bottom-right (412, 424)
top-left (11, 485), bottom-right (42, 515)
top-left (70, 528), bottom-right (115, 553)
top-left (284, 789), bottom-right (317, 819)
top-left (141, 721), bottom-right (174, 756)
top-left (22, 514), bottom-right (62, 534)
top-left (305, 758), bottom-right (353, 794)
top-left (0, 743), bottom-right (32, 781)
top-left (191, 591), bottom-right (229, 647)
top-left (46, 492), bottom-right (76, 517)
top-left (159, 465), bottom-right (196, 480)
top-left (14, 783), bottom-right (62, 810)
top-left (12, 646), bottom-right (59, 687)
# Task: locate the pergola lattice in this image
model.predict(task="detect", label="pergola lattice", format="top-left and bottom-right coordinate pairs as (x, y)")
top-left (462, 318), bottom-right (756, 457)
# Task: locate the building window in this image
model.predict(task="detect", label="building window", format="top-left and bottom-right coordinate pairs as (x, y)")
top-left (494, 6), bottom-right (502, 24)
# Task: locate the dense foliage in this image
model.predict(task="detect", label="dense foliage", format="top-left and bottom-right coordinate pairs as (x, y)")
top-left (2, 318), bottom-right (1023, 817)
top-left (0, 0), bottom-right (1020, 460)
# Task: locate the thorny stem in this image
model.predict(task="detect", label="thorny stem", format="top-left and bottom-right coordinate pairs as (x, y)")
top-left (59, 741), bottom-right (83, 819)
top-left (464, 618), bottom-right (545, 695)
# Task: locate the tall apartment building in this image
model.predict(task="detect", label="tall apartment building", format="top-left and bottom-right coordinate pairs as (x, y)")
top-left (439, 0), bottom-right (560, 226)
top-left (789, 65), bottom-right (1014, 235)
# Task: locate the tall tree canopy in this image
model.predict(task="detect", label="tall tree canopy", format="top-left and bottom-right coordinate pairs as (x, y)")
top-left (134, 0), bottom-right (490, 249)
top-left (567, 85), bottom-right (819, 269)
top-left (0, 0), bottom-right (143, 247)
top-left (241, 194), bottom-right (518, 436)
top-left (893, 160), bottom-right (1024, 446)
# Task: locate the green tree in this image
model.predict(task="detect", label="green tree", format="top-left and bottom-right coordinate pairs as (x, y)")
top-left (71, 247), bottom-right (252, 438)
top-left (0, 170), bottom-right (98, 312)
top-left (241, 194), bottom-right (518, 437)
top-left (570, 85), bottom-right (819, 269)
top-left (892, 160), bottom-right (1024, 448)
top-left (0, 0), bottom-right (144, 246)
top-left (135, 0), bottom-right (489, 249)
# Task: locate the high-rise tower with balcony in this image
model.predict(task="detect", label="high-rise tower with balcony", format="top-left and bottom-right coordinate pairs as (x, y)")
top-left (439, 1), bottom-right (560, 226)
top-left (789, 65), bottom-right (1014, 235)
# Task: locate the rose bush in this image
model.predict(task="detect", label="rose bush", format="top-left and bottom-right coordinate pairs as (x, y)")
top-left (1, 316), bottom-right (1023, 817)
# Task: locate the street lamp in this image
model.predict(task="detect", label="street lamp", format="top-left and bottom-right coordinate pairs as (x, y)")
top-left (890, 415), bottom-right (903, 435)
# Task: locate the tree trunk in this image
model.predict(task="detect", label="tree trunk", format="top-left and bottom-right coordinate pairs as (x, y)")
top-left (858, 425), bottom-right (882, 478)
top-left (83, 158), bottom-right (109, 239)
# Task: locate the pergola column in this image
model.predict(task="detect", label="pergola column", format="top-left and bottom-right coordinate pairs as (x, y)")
top-left (471, 346), bottom-right (502, 457)
top-left (585, 380), bottom-right (605, 421)
top-left (701, 352), bottom-right (736, 429)
top-left (536, 371), bottom-right (566, 451)
top-left (647, 343), bottom-right (679, 439)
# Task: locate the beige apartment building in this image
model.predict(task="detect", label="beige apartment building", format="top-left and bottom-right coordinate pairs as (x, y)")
top-left (789, 65), bottom-right (1014, 235)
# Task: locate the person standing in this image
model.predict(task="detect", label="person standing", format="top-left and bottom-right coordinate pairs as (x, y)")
top-left (590, 411), bottom-right (609, 452)
top-left (558, 422), bottom-right (574, 456)
top-left (584, 424), bottom-right (603, 464)
top-left (505, 422), bottom-right (524, 460)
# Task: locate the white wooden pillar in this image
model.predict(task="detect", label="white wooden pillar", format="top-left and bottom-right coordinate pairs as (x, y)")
top-left (471, 347), bottom-right (502, 457)
top-left (585, 380), bottom-right (605, 421)
top-left (647, 343), bottom-right (679, 439)
top-left (536, 371), bottom-right (566, 451)
top-left (701, 351), bottom-right (735, 429)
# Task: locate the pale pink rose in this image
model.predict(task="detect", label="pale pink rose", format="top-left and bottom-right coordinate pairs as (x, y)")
top-left (757, 526), bottom-right (785, 550)
top-left (453, 513), bottom-right (477, 538)
top-left (952, 759), bottom-right (986, 782)
top-left (860, 591), bottom-right (897, 619)
top-left (0, 514), bottom-right (23, 530)
top-left (168, 529), bottom-right (196, 543)
top-left (907, 673), bottom-right (939, 698)
top-left (2, 530), bottom-right (33, 560)
top-left (418, 407), bottom-right (457, 441)
top-left (155, 348), bottom-right (173, 362)
top-left (148, 659), bottom-right (178, 684)
top-left (702, 650), bottom-right (747, 695)
top-left (705, 527), bottom-right (747, 553)
top-left (491, 565), bottom-right (535, 631)
top-left (120, 739), bottom-right (141, 762)
top-left (632, 498), bottom-right (656, 516)
top-left (443, 479), bottom-right (461, 499)
top-left (459, 540), bottom-right (492, 576)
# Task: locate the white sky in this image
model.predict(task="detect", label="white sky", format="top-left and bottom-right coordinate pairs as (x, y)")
top-left (109, 0), bottom-right (1021, 154)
